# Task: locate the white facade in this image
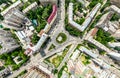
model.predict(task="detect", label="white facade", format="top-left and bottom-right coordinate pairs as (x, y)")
top-left (92, 58), bottom-right (110, 69)
top-left (108, 52), bottom-right (120, 61)
top-left (43, 23), bottom-right (51, 33)
top-left (1, 0), bottom-right (23, 17)
top-left (107, 5), bottom-right (120, 16)
top-left (33, 33), bottom-right (48, 51)
top-left (71, 49), bottom-right (80, 61)
top-left (79, 46), bottom-right (98, 58)
top-left (2, 9), bottom-right (30, 30)
top-left (40, 0), bottom-right (57, 5)
top-left (0, 29), bottom-right (19, 54)
top-left (68, 3), bottom-right (101, 32)
top-left (108, 42), bottom-right (120, 48)
top-left (85, 28), bottom-right (115, 53)
top-left (15, 31), bottom-right (30, 49)
top-left (22, 2), bottom-right (38, 14)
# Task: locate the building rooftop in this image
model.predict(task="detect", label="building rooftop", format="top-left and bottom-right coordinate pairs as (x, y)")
top-left (79, 46), bottom-right (98, 58)
top-left (24, 66), bottom-right (51, 78)
top-left (68, 3), bottom-right (101, 32)
top-left (47, 5), bottom-right (57, 24)
top-left (22, 2), bottom-right (38, 14)
top-left (1, 0), bottom-right (23, 17)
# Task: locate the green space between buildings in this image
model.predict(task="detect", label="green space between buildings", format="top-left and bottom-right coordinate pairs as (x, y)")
top-left (56, 33), bottom-right (67, 44)
top-left (0, 47), bottom-right (30, 71)
top-left (48, 44), bottom-right (56, 51)
top-left (46, 45), bottom-right (71, 68)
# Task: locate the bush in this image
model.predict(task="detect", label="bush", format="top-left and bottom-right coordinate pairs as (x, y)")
top-left (53, 69), bottom-right (58, 74)
top-left (95, 28), bottom-right (115, 46)
top-left (110, 13), bottom-right (120, 21)
top-left (87, 43), bottom-right (97, 49)
top-left (31, 33), bottom-right (39, 44)
top-left (114, 47), bottom-right (120, 51)
top-left (48, 44), bottom-right (56, 50)
top-left (99, 50), bottom-right (106, 55)
top-left (75, 18), bottom-right (85, 25)
top-left (0, 47), bottom-right (30, 71)
top-left (88, 0), bottom-right (103, 10)
top-left (26, 5), bottom-right (52, 33)
top-left (58, 65), bottom-right (67, 78)
top-left (100, 0), bottom-right (111, 12)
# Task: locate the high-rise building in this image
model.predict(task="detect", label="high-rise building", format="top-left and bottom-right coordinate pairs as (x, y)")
top-left (0, 29), bottom-right (19, 54)
top-left (2, 9), bottom-right (31, 30)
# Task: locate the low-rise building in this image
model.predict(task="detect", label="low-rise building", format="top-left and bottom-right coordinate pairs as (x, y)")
top-left (67, 60), bottom-right (86, 75)
top-left (15, 30), bottom-right (31, 49)
top-left (96, 12), bottom-right (119, 35)
top-left (0, 3), bottom-right (7, 11)
top-left (13, 56), bottom-right (23, 65)
top-left (22, 2), bottom-right (38, 14)
top-left (24, 66), bottom-right (51, 78)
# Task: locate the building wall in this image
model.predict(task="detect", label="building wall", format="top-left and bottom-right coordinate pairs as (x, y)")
top-left (40, 0), bottom-right (57, 5)
top-left (0, 29), bottom-right (19, 54)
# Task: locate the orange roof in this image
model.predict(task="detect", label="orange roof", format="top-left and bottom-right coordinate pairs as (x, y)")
top-left (38, 30), bottom-right (45, 36)
top-left (91, 28), bottom-right (98, 36)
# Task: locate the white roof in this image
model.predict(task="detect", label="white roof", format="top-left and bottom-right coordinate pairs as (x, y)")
top-left (108, 42), bottom-right (120, 48)
top-left (33, 33), bottom-right (48, 51)
top-left (1, 0), bottom-right (22, 16)
top-left (79, 46), bottom-right (98, 58)
top-left (43, 23), bottom-right (51, 33)
top-left (29, 26), bottom-right (34, 31)
top-left (108, 52), bottom-right (120, 61)
top-left (22, 2), bottom-right (38, 14)
top-left (110, 5), bottom-right (120, 15)
top-left (68, 3), bottom-right (101, 32)
top-left (71, 49), bottom-right (80, 61)
top-left (103, 26), bottom-right (108, 31)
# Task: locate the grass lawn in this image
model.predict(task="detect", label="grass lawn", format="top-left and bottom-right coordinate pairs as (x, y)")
top-left (26, 4), bottom-right (52, 33)
top-left (56, 33), bottom-right (67, 44)
top-left (80, 54), bottom-right (91, 65)
top-left (48, 44), bottom-right (56, 51)
top-left (58, 64), bottom-right (68, 78)
top-left (0, 45), bottom-right (2, 49)
top-left (95, 28), bottom-right (115, 46)
top-left (0, 47), bottom-right (30, 71)
top-left (47, 45), bottom-right (72, 68)
top-left (52, 55), bottom-right (63, 68)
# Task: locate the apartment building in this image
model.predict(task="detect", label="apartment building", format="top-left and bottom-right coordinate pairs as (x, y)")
top-left (0, 29), bottom-right (19, 54)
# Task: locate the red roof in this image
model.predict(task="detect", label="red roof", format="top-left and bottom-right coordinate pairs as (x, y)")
top-left (47, 5), bottom-right (57, 24)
